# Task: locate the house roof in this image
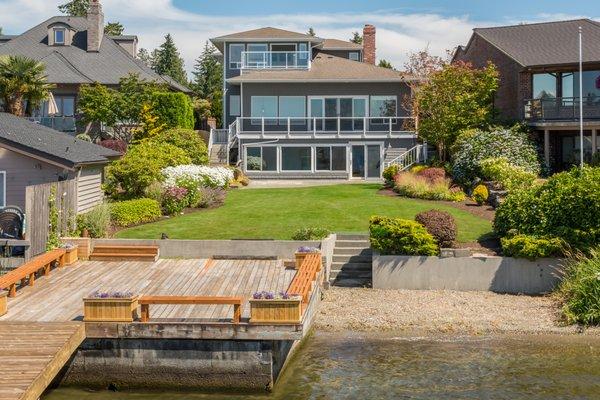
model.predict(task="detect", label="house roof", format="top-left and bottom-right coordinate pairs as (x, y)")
top-left (228, 53), bottom-right (412, 84)
top-left (0, 113), bottom-right (120, 169)
top-left (320, 38), bottom-right (362, 50)
top-left (0, 16), bottom-right (190, 92)
top-left (210, 27), bottom-right (322, 52)
top-left (470, 19), bottom-right (600, 67)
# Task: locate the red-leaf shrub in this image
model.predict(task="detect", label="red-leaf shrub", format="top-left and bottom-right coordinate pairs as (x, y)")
top-left (99, 139), bottom-right (128, 154)
top-left (414, 209), bottom-right (457, 248)
top-left (417, 167), bottom-right (446, 183)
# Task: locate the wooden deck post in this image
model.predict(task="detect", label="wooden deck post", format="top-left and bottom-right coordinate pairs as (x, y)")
top-left (9, 284), bottom-right (16, 297)
top-left (43, 264), bottom-right (50, 276)
top-left (233, 304), bottom-right (241, 323)
top-left (140, 304), bottom-right (150, 323)
top-left (28, 273), bottom-right (35, 286)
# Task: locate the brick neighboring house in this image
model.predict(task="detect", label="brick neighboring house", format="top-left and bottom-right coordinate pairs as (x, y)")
top-left (0, 0), bottom-right (189, 134)
top-left (454, 19), bottom-right (600, 171)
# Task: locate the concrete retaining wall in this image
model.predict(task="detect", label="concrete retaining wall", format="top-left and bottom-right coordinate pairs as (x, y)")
top-left (61, 338), bottom-right (293, 391)
top-left (319, 234), bottom-right (337, 286)
top-left (373, 253), bottom-right (564, 294)
top-left (91, 238), bottom-right (321, 259)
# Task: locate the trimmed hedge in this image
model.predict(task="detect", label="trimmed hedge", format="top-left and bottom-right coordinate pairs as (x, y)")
top-left (414, 210), bottom-right (457, 248)
top-left (500, 234), bottom-right (565, 259)
top-left (110, 198), bottom-right (162, 227)
top-left (291, 227), bottom-right (330, 240)
top-left (369, 216), bottom-right (438, 256)
top-left (151, 92), bottom-right (195, 130)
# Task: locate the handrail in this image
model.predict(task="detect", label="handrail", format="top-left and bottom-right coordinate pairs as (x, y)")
top-left (207, 127), bottom-right (214, 156)
top-left (241, 51), bottom-right (310, 69)
top-left (384, 144), bottom-right (425, 171)
top-left (524, 96), bottom-right (600, 121)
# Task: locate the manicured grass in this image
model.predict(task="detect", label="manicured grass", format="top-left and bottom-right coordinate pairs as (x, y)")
top-left (116, 184), bottom-right (492, 242)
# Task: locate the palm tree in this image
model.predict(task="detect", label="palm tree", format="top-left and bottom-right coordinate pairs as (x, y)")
top-left (0, 55), bottom-right (53, 116)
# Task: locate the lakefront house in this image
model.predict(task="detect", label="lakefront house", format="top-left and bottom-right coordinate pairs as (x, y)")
top-left (210, 25), bottom-right (421, 180)
top-left (0, 0), bottom-right (189, 134)
top-left (454, 19), bottom-right (600, 171)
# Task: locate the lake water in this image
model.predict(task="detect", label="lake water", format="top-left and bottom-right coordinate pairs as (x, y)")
top-left (44, 332), bottom-right (600, 399)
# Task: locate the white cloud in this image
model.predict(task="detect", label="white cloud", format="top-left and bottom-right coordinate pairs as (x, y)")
top-left (0, 0), bottom-right (595, 74)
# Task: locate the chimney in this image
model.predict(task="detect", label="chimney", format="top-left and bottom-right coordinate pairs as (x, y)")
top-left (363, 24), bottom-right (376, 65)
top-left (87, 0), bottom-right (104, 52)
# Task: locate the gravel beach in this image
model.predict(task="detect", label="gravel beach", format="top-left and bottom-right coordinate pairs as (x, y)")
top-left (315, 287), bottom-right (600, 335)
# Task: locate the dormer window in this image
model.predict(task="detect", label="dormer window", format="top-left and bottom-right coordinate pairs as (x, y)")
top-left (54, 28), bottom-right (66, 45)
top-left (349, 52), bottom-right (360, 61)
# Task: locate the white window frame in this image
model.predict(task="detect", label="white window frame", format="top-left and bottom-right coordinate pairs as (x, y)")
top-left (229, 95), bottom-right (241, 117)
top-left (349, 52), bottom-right (360, 61)
top-left (229, 44), bottom-right (245, 69)
top-left (54, 28), bottom-right (66, 45)
top-left (250, 96), bottom-right (278, 125)
top-left (0, 171), bottom-right (5, 207)
top-left (315, 145), bottom-right (347, 172)
top-left (280, 145), bottom-right (313, 172)
top-left (244, 145), bottom-right (278, 173)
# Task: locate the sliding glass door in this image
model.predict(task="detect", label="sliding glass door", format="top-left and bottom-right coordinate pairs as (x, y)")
top-left (309, 97), bottom-right (367, 132)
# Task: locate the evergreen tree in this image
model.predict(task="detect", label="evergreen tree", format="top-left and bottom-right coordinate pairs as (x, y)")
top-left (350, 31), bottom-right (363, 44)
top-left (191, 42), bottom-right (223, 99)
top-left (151, 34), bottom-right (188, 86)
top-left (104, 22), bottom-right (124, 36)
top-left (378, 59), bottom-right (394, 69)
top-left (58, 0), bottom-right (88, 17)
top-left (137, 48), bottom-right (152, 67)
top-left (307, 27), bottom-right (316, 36)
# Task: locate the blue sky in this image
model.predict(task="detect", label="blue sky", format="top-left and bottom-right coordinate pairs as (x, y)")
top-left (1, 0), bottom-right (599, 72)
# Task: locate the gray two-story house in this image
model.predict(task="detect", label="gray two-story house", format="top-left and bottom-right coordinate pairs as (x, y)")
top-left (210, 25), bottom-right (420, 179)
top-left (454, 19), bottom-right (600, 171)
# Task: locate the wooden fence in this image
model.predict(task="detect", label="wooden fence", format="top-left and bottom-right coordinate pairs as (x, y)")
top-left (25, 180), bottom-right (77, 257)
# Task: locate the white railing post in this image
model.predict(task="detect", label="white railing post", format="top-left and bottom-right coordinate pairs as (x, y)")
top-left (287, 117), bottom-right (291, 137)
top-left (388, 118), bottom-right (392, 137)
top-left (261, 117), bottom-right (265, 139)
top-left (313, 117), bottom-right (317, 138)
top-left (363, 117), bottom-right (367, 137)
top-left (337, 117), bottom-right (340, 137)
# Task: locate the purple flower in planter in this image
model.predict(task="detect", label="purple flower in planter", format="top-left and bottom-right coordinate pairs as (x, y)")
top-left (89, 290), bottom-right (134, 299)
top-left (297, 246), bottom-right (319, 253)
top-left (279, 292), bottom-right (290, 300)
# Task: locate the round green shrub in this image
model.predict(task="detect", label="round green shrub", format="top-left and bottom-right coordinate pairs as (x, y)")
top-left (105, 141), bottom-right (191, 199)
top-left (500, 234), bottom-right (565, 259)
top-left (369, 216), bottom-right (439, 256)
top-left (76, 204), bottom-right (111, 238)
top-left (494, 166), bottom-right (600, 251)
top-left (479, 157), bottom-right (537, 192)
top-left (471, 184), bottom-right (489, 205)
top-left (452, 126), bottom-right (541, 185)
top-left (557, 248), bottom-right (600, 325)
top-left (110, 198), bottom-right (162, 227)
top-left (149, 128), bottom-right (208, 165)
top-left (414, 210), bottom-right (457, 248)
top-left (383, 164), bottom-right (400, 182)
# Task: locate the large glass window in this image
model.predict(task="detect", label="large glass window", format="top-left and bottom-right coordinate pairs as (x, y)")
top-left (316, 146), bottom-right (346, 171)
top-left (370, 96), bottom-right (397, 117)
top-left (229, 95), bottom-right (240, 117)
top-left (251, 96), bottom-right (277, 124)
top-left (574, 70), bottom-right (600, 101)
top-left (532, 73), bottom-right (557, 99)
top-left (55, 96), bottom-right (75, 116)
top-left (246, 147), bottom-right (276, 171)
top-left (279, 96), bottom-right (305, 124)
top-left (229, 44), bottom-right (244, 69)
top-left (246, 43), bottom-right (268, 67)
top-left (282, 147), bottom-right (311, 171)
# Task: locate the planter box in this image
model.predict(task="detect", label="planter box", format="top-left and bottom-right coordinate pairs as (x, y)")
top-left (249, 298), bottom-right (302, 324)
top-left (0, 290), bottom-right (7, 317)
top-left (64, 246), bottom-right (78, 265)
top-left (61, 237), bottom-right (91, 260)
top-left (83, 296), bottom-right (139, 322)
top-left (294, 251), bottom-right (321, 270)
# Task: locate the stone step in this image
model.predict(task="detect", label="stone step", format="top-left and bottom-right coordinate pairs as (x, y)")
top-left (335, 233), bottom-right (369, 240)
top-left (331, 262), bottom-right (372, 272)
top-left (331, 276), bottom-right (372, 288)
top-left (332, 254), bottom-right (372, 263)
top-left (335, 240), bottom-right (370, 248)
top-left (334, 246), bottom-right (372, 255)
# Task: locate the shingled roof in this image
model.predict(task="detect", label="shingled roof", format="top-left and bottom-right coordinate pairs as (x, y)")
top-left (228, 53), bottom-right (411, 83)
top-left (0, 16), bottom-right (190, 92)
top-left (320, 38), bottom-right (362, 50)
top-left (0, 113), bottom-right (120, 169)
top-left (471, 19), bottom-right (600, 67)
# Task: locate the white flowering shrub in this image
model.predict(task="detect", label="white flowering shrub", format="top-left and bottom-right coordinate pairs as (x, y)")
top-left (162, 165), bottom-right (234, 189)
top-left (451, 127), bottom-right (541, 185)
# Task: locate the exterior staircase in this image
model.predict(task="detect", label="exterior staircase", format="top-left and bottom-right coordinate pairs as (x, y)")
top-left (89, 245), bottom-right (159, 262)
top-left (330, 234), bottom-right (372, 287)
top-left (209, 143), bottom-right (229, 165)
top-left (384, 147), bottom-right (407, 167)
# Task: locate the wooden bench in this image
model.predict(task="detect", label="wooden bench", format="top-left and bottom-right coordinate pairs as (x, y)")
top-left (138, 296), bottom-right (243, 323)
top-left (0, 248), bottom-right (66, 297)
top-left (287, 252), bottom-right (321, 305)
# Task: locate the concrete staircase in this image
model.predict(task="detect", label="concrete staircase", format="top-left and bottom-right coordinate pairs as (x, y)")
top-left (209, 143), bottom-right (229, 165)
top-left (330, 234), bottom-right (372, 288)
top-left (384, 147), bottom-right (407, 167)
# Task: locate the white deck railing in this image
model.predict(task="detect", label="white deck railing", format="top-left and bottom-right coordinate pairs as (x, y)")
top-left (384, 144), bottom-right (426, 170)
top-left (233, 116), bottom-right (416, 138)
top-left (241, 51), bottom-right (310, 69)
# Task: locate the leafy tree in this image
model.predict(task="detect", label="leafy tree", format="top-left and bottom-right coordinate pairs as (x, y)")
top-left (137, 48), bottom-right (152, 66)
top-left (307, 27), bottom-right (316, 36)
top-left (58, 0), bottom-right (88, 17)
top-left (0, 55), bottom-right (53, 116)
top-left (415, 62), bottom-right (499, 162)
top-left (378, 59), bottom-right (394, 69)
top-left (191, 41), bottom-right (223, 100)
top-left (132, 104), bottom-right (165, 142)
top-left (151, 34), bottom-right (188, 86)
top-left (350, 31), bottom-right (362, 44)
top-left (104, 21), bottom-right (124, 36)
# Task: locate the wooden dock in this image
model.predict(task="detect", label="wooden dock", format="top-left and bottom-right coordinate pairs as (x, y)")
top-left (0, 322), bottom-right (85, 400)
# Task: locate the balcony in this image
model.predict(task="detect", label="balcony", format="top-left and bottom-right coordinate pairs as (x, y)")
top-left (240, 51), bottom-right (310, 70)
top-left (525, 96), bottom-right (600, 122)
top-left (231, 117), bottom-right (416, 139)
top-left (26, 116), bottom-right (76, 133)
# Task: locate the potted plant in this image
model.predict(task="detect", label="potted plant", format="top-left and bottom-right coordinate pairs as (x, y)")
top-left (0, 289), bottom-right (7, 317)
top-left (83, 291), bottom-right (138, 322)
top-left (62, 243), bottom-right (78, 265)
top-left (249, 291), bottom-right (302, 324)
top-left (294, 246), bottom-right (320, 269)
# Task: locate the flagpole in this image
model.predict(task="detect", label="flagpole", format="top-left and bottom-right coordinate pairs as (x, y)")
top-left (579, 26), bottom-right (584, 168)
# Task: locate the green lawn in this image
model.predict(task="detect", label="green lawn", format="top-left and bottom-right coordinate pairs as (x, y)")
top-left (116, 184), bottom-right (492, 243)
